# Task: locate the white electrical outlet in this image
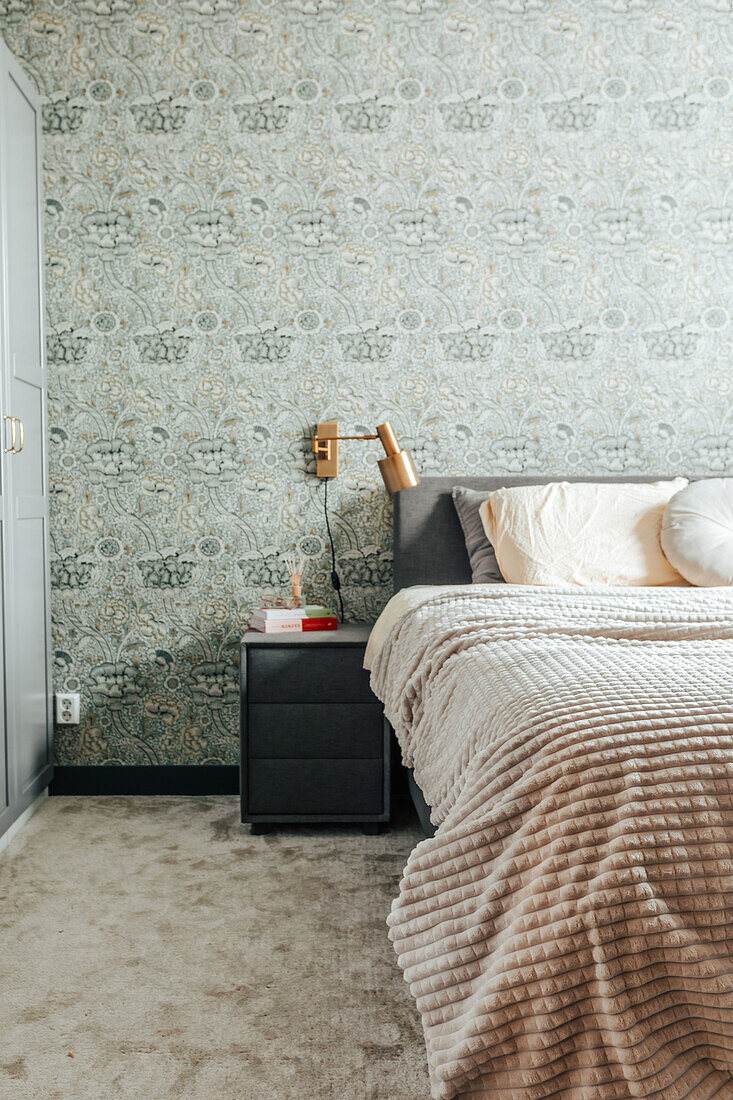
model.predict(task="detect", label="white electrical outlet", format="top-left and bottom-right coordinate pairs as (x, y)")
top-left (56, 693), bottom-right (80, 725)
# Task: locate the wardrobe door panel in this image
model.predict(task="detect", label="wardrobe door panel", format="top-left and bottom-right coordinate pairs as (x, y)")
top-left (2, 55), bottom-right (52, 803)
top-left (4, 71), bottom-right (41, 380)
top-left (0, 54), bottom-right (11, 833)
top-left (12, 384), bottom-right (44, 498)
top-left (13, 515), bottom-right (49, 794)
top-left (0, 516), bottom-right (9, 833)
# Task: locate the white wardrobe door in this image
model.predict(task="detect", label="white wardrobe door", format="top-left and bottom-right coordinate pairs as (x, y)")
top-left (3, 61), bottom-right (52, 801)
top-left (0, 456), bottom-right (8, 830)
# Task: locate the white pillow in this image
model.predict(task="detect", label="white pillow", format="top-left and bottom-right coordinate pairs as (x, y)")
top-left (661, 478), bottom-right (733, 586)
top-left (479, 479), bottom-right (688, 586)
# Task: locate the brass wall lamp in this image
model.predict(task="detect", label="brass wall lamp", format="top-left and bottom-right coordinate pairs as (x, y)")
top-left (312, 420), bottom-right (419, 495)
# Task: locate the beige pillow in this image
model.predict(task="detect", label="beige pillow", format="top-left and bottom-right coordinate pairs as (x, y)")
top-left (479, 479), bottom-right (688, 586)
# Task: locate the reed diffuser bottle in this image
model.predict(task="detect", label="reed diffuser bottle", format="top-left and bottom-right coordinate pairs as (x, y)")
top-left (284, 552), bottom-right (306, 609)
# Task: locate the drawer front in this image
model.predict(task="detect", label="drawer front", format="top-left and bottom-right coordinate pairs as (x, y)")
top-left (248, 703), bottom-right (383, 759)
top-left (248, 758), bottom-right (383, 816)
top-left (247, 646), bottom-right (374, 704)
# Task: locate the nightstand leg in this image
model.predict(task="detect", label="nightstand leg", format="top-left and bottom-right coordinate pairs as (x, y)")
top-left (361, 823), bottom-right (384, 835)
top-left (250, 823), bottom-right (272, 835)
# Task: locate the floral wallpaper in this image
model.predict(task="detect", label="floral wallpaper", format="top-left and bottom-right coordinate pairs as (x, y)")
top-left (2, 0), bottom-right (733, 766)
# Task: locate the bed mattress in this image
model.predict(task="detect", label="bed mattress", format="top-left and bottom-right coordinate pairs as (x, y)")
top-left (368, 585), bottom-right (733, 1099)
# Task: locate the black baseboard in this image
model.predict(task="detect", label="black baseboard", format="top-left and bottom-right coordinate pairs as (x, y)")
top-left (50, 765), bottom-right (239, 797)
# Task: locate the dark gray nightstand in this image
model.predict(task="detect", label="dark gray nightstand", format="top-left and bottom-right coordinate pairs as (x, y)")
top-left (240, 624), bottom-right (390, 833)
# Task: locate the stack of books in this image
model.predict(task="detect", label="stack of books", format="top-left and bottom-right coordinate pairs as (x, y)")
top-left (248, 605), bottom-right (338, 633)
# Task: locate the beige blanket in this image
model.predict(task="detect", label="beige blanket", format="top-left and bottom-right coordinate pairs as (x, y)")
top-left (369, 586), bottom-right (733, 1099)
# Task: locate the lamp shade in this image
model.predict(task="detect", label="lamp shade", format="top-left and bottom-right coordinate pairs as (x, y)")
top-left (378, 449), bottom-right (419, 495)
top-left (375, 422), bottom-right (419, 495)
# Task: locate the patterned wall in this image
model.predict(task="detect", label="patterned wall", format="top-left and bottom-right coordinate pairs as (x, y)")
top-left (2, 0), bottom-right (732, 766)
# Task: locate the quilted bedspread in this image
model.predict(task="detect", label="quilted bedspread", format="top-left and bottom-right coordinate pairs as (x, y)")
top-left (369, 586), bottom-right (733, 1099)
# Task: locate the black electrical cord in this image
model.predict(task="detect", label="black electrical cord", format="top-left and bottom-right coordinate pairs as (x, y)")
top-left (323, 478), bottom-right (345, 623)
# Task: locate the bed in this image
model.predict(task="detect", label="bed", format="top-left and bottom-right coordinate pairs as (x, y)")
top-left (392, 475), bottom-right (697, 836)
top-left (366, 477), bottom-right (733, 1100)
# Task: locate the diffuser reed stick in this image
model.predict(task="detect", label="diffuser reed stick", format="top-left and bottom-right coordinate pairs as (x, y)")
top-left (284, 551), bottom-right (306, 608)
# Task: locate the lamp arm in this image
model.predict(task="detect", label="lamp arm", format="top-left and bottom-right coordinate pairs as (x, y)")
top-left (326, 433), bottom-right (379, 442)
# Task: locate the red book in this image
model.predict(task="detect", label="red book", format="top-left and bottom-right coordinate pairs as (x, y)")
top-left (301, 617), bottom-right (338, 631)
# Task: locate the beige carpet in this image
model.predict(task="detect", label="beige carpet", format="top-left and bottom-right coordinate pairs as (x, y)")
top-left (0, 797), bottom-right (429, 1100)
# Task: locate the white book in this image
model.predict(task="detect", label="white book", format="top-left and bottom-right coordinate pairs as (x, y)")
top-left (255, 607), bottom-right (307, 620)
top-left (249, 616), bottom-right (302, 633)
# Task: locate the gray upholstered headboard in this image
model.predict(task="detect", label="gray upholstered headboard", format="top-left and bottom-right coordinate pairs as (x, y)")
top-left (393, 475), bottom-right (685, 591)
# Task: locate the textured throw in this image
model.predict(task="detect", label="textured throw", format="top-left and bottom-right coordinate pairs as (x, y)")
top-left (369, 586), bottom-right (733, 1099)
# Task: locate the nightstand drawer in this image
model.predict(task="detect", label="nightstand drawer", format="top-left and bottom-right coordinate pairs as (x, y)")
top-left (248, 703), bottom-right (383, 759)
top-left (248, 759), bottom-right (383, 815)
top-left (247, 646), bottom-right (374, 704)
